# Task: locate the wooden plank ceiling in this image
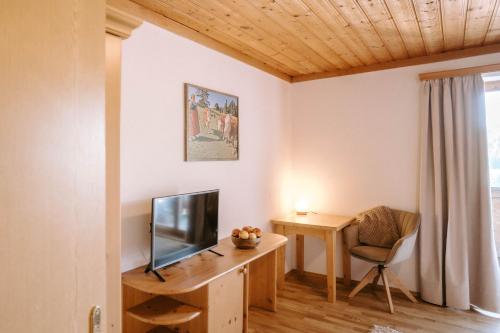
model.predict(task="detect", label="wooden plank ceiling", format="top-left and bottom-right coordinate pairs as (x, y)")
top-left (123, 0), bottom-right (500, 82)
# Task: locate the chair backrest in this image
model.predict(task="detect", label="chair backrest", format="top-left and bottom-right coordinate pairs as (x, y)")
top-left (391, 209), bottom-right (420, 238)
top-left (385, 209), bottom-right (420, 265)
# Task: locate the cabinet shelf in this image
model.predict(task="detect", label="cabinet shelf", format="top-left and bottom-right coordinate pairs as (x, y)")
top-left (127, 296), bottom-right (201, 326)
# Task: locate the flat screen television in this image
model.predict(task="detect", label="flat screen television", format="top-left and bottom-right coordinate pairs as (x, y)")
top-left (147, 190), bottom-right (219, 274)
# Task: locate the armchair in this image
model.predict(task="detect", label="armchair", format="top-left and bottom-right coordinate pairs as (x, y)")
top-left (343, 208), bottom-right (420, 313)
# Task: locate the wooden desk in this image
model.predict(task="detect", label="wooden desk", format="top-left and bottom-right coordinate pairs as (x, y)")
top-left (122, 233), bottom-right (287, 333)
top-left (271, 213), bottom-right (353, 303)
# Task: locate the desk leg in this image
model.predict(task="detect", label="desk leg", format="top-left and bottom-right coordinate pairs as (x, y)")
top-left (296, 235), bottom-right (304, 274)
top-left (274, 225), bottom-right (285, 289)
top-left (325, 230), bottom-right (336, 303)
top-left (342, 234), bottom-right (351, 288)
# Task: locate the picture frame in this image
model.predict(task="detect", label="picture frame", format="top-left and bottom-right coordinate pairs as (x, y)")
top-left (184, 83), bottom-right (239, 161)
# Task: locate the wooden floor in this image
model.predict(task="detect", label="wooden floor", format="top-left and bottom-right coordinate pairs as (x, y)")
top-left (248, 271), bottom-right (500, 333)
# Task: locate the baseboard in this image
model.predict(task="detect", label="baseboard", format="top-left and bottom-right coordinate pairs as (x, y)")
top-left (285, 269), bottom-right (420, 298)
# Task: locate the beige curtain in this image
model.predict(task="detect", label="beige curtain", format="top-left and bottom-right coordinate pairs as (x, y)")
top-left (419, 74), bottom-right (500, 313)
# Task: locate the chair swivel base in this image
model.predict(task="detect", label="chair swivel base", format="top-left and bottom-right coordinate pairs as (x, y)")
top-left (348, 265), bottom-right (418, 313)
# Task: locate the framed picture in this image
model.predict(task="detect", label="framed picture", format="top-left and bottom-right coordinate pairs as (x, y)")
top-left (185, 83), bottom-right (239, 161)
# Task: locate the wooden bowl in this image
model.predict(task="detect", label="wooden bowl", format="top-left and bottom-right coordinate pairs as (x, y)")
top-left (231, 236), bottom-right (261, 249)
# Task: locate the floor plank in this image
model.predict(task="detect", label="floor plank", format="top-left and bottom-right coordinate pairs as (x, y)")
top-left (248, 272), bottom-right (500, 333)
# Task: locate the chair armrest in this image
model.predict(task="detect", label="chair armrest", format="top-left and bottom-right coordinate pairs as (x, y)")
top-left (343, 220), bottom-right (360, 251)
top-left (385, 228), bottom-right (418, 265)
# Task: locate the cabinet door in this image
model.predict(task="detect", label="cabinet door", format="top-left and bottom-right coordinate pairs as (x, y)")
top-left (208, 267), bottom-right (244, 333)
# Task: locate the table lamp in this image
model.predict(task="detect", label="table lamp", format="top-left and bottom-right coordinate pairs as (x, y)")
top-left (295, 198), bottom-right (309, 215)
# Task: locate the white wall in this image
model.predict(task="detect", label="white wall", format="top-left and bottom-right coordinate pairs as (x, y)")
top-left (120, 22), bottom-right (292, 272)
top-left (290, 53), bottom-right (500, 291)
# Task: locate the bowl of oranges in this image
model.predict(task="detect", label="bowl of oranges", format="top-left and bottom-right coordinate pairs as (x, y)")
top-left (231, 226), bottom-right (262, 249)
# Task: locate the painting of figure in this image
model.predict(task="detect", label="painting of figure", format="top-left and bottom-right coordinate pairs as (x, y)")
top-left (185, 83), bottom-right (239, 161)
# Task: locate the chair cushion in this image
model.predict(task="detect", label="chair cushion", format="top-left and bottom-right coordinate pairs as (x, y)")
top-left (351, 246), bottom-right (391, 263)
top-left (357, 206), bottom-right (400, 248)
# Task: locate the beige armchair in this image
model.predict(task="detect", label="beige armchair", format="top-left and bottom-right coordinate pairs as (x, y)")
top-left (343, 208), bottom-right (420, 313)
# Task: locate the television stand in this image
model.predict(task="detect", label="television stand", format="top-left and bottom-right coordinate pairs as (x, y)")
top-left (144, 266), bottom-right (166, 283)
top-left (123, 233), bottom-right (287, 333)
top-left (208, 249), bottom-right (224, 257)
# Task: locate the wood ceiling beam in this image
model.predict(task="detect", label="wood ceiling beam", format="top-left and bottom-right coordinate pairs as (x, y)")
top-left (292, 43), bottom-right (500, 82)
top-left (107, 0), bottom-right (292, 82)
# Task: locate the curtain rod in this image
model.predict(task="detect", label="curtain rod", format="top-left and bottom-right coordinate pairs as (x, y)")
top-left (419, 63), bottom-right (500, 81)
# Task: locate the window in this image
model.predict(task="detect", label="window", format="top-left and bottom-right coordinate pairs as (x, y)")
top-left (485, 75), bottom-right (500, 257)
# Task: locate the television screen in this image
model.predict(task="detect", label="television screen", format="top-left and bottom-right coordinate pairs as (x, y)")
top-left (150, 190), bottom-right (219, 271)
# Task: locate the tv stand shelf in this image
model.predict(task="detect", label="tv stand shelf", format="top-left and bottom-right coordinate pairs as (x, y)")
top-left (123, 233), bottom-right (287, 333)
top-left (127, 296), bottom-right (201, 326)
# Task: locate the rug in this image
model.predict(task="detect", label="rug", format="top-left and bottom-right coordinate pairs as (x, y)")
top-left (370, 325), bottom-right (402, 333)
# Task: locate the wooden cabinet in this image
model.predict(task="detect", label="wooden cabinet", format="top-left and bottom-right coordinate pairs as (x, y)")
top-left (122, 233), bottom-right (287, 333)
